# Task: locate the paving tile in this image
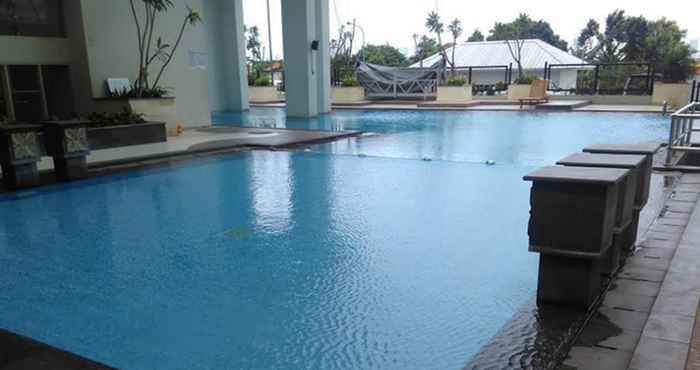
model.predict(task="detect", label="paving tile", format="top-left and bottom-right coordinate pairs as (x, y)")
top-left (663, 211), bottom-right (693, 220)
top-left (649, 223), bottom-right (687, 234)
top-left (669, 252), bottom-right (700, 276)
top-left (625, 255), bottom-right (672, 272)
top-left (576, 323), bottom-right (642, 352)
top-left (603, 291), bottom-right (656, 313)
top-left (652, 291), bottom-right (700, 317)
top-left (657, 217), bottom-right (689, 227)
top-left (613, 279), bottom-right (662, 298)
top-left (667, 201), bottom-right (697, 214)
top-left (646, 230), bottom-right (683, 241)
top-left (678, 174), bottom-right (700, 184)
top-left (618, 265), bottom-right (667, 283)
top-left (593, 307), bottom-right (649, 332)
top-left (643, 313), bottom-right (695, 343)
top-left (564, 346), bottom-right (632, 370)
top-left (638, 238), bottom-right (679, 250)
top-left (660, 272), bottom-right (700, 296)
top-left (629, 336), bottom-right (688, 370)
top-left (633, 247), bottom-right (676, 260)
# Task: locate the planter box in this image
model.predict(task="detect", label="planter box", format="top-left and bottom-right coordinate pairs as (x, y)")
top-left (332, 87), bottom-right (366, 103)
top-left (88, 122), bottom-right (167, 150)
top-left (249, 86), bottom-right (284, 103)
top-left (652, 82), bottom-right (691, 108)
top-left (437, 86), bottom-right (472, 102)
top-left (507, 84), bottom-right (532, 100)
top-left (127, 97), bottom-right (179, 136)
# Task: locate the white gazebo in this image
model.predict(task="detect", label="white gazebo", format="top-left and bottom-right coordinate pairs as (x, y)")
top-left (412, 39), bottom-right (589, 90)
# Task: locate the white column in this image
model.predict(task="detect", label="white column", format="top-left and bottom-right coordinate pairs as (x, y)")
top-left (220, 0), bottom-right (249, 111)
top-left (281, 0), bottom-right (330, 117)
top-left (315, 0), bottom-right (331, 113)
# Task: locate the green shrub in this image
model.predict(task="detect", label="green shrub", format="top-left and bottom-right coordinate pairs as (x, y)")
top-left (494, 81), bottom-right (507, 91)
top-left (446, 77), bottom-right (467, 86)
top-left (253, 76), bottom-right (272, 87)
top-left (341, 76), bottom-right (359, 87)
top-left (107, 86), bottom-right (168, 99)
top-left (514, 74), bottom-right (538, 85)
top-left (87, 108), bottom-right (146, 128)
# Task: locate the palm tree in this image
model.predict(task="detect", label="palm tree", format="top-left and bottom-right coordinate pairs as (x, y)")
top-left (447, 19), bottom-right (463, 76)
top-left (425, 11), bottom-right (450, 68)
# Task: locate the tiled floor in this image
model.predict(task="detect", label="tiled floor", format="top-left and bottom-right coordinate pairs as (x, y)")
top-left (562, 174), bottom-right (700, 370)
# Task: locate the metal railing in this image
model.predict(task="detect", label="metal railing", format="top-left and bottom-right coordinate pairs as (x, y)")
top-left (544, 62), bottom-right (655, 95)
top-left (691, 80), bottom-right (700, 103)
top-left (666, 102), bottom-right (700, 166)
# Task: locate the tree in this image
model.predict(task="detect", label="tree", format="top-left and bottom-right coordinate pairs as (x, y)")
top-left (425, 11), bottom-right (451, 68)
top-left (408, 35), bottom-right (440, 66)
top-left (574, 11), bottom-right (695, 81)
top-left (447, 19), bottom-right (463, 75)
top-left (467, 29), bottom-right (484, 42)
top-left (246, 25), bottom-right (262, 62)
top-left (487, 14), bottom-right (568, 51)
top-left (128, 0), bottom-right (201, 96)
top-left (358, 44), bottom-right (407, 67)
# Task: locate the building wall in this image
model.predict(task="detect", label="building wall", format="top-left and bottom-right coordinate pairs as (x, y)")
top-left (72, 0), bottom-right (212, 126)
top-left (0, 36), bottom-right (71, 65)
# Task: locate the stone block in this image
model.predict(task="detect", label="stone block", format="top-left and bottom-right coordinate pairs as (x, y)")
top-left (537, 254), bottom-right (602, 308)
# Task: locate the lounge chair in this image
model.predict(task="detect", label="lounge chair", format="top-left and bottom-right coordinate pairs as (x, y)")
top-left (519, 80), bottom-right (549, 109)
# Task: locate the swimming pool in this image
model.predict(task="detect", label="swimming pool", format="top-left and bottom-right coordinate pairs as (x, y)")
top-left (0, 109), bottom-right (668, 369)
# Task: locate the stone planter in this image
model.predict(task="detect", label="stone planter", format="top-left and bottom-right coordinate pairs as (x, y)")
top-left (0, 124), bottom-right (43, 189)
top-left (42, 120), bottom-right (91, 181)
top-left (249, 86), bottom-right (284, 103)
top-left (507, 84), bottom-right (532, 100)
top-left (652, 82), bottom-right (691, 108)
top-left (436, 86), bottom-right (472, 102)
top-left (332, 87), bottom-right (366, 103)
top-left (88, 122), bottom-right (167, 150)
top-left (127, 97), bottom-right (179, 136)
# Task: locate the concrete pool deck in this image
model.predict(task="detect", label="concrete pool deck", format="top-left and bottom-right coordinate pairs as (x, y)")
top-left (562, 173), bottom-right (700, 370)
top-left (0, 126), bottom-right (361, 178)
top-left (251, 101), bottom-right (665, 114)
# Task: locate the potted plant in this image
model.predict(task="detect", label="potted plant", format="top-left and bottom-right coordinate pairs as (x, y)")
top-left (0, 118), bottom-right (43, 189)
top-left (109, 0), bottom-right (201, 135)
top-left (508, 74), bottom-right (538, 100)
top-left (437, 76), bottom-right (471, 102)
top-left (332, 76), bottom-right (366, 104)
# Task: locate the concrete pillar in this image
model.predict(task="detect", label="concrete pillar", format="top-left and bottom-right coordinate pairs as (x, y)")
top-left (220, 0), bottom-right (249, 112)
top-left (281, 0), bottom-right (330, 117)
top-left (315, 0), bottom-right (331, 113)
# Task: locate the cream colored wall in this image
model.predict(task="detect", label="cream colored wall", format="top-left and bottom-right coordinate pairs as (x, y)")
top-left (436, 86), bottom-right (472, 102)
top-left (0, 36), bottom-right (71, 64)
top-left (76, 0), bottom-right (212, 127)
top-left (332, 87), bottom-right (365, 103)
top-left (652, 83), bottom-right (691, 108)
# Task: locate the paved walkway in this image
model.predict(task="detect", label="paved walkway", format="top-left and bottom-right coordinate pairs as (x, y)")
top-left (562, 173), bottom-right (700, 370)
top-left (252, 102), bottom-right (664, 114)
top-left (30, 126), bottom-right (360, 173)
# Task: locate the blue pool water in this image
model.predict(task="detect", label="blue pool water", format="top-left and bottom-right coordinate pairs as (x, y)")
top-left (0, 109), bottom-right (668, 369)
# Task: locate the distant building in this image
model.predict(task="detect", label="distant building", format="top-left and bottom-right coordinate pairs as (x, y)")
top-left (411, 39), bottom-right (589, 90)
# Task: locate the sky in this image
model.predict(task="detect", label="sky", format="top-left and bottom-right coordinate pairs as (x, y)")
top-left (241, 0), bottom-right (700, 60)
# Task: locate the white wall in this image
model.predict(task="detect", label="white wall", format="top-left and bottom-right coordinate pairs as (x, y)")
top-left (73, 0), bottom-right (212, 126)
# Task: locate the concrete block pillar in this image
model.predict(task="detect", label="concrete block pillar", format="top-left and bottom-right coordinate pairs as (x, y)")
top-left (281, 0), bottom-right (331, 117)
top-left (220, 0), bottom-right (249, 112)
top-left (524, 166), bottom-right (628, 309)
